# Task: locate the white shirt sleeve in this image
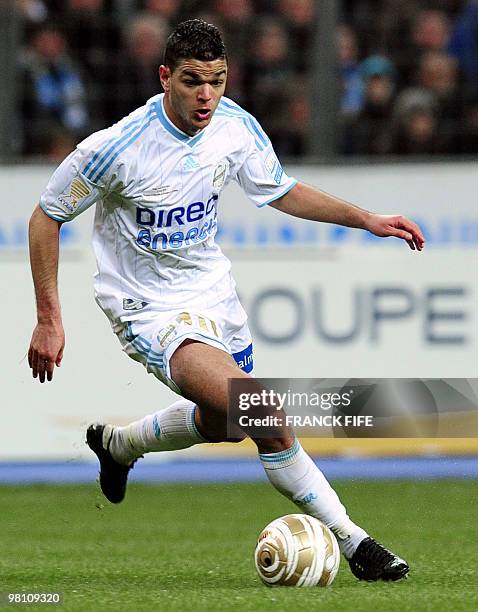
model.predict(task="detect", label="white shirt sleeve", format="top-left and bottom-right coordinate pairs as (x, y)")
top-left (39, 132), bottom-right (120, 222)
top-left (233, 118), bottom-right (297, 208)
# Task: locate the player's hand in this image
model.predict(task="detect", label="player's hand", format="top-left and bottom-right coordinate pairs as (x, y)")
top-left (28, 320), bottom-right (65, 383)
top-left (365, 214), bottom-right (425, 251)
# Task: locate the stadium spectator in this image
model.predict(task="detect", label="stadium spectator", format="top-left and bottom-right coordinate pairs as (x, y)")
top-left (344, 55), bottom-right (396, 155)
top-left (277, 0), bottom-right (316, 72)
top-left (459, 88), bottom-right (478, 152)
top-left (12, 0), bottom-right (478, 159)
top-left (393, 86), bottom-right (438, 120)
top-left (108, 0), bottom-right (135, 18)
top-left (370, 1), bottom-right (422, 88)
top-left (390, 48), bottom-right (463, 156)
top-left (98, 12), bottom-right (169, 124)
top-left (417, 50), bottom-right (460, 99)
top-left (42, 123), bottom-right (77, 162)
top-left (211, 0), bottom-right (253, 107)
top-left (61, 0), bottom-right (120, 76)
top-left (337, 24), bottom-right (364, 117)
top-left (278, 0), bottom-right (316, 27)
top-left (355, 0), bottom-right (421, 59)
top-left (282, 78), bottom-right (311, 155)
top-left (391, 86), bottom-right (458, 155)
top-left (253, 0), bottom-right (278, 14)
top-left (59, 0), bottom-right (121, 129)
top-left (417, 50), bottom-right (463, 149)
top-left (396, 9), bottom-right (453, 86)
top-left (214, 0), bottom-right (254, 61)
top-left (222, 55), bottom-right (246, 106)
top-left (412, 9), bottom-right (451, 53)
top-left (214, 0), bottom-right (253, 24)
top-left (449, 0), bottom-right (478, 85)
top-left (20, 23), bottom-right (89, 156)
top-left (244, 17), bottom-right (294, 149)
top-left (17, 0), bottom-right (48, 26)
top-left (139, 0), bottom-right (182, 26)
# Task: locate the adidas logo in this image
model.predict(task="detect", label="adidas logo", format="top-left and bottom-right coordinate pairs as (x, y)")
top-left (183, 155), bottom-right (200, 172)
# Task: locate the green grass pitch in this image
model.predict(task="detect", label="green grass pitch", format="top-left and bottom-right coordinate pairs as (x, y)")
top-left (0, 480), bottom-right (476, 611)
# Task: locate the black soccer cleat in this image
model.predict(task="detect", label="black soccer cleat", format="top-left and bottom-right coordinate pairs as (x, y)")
top-left (86, 423), bottom-right (137, 504)
top-left (348, 537), bottom-right (409, 581)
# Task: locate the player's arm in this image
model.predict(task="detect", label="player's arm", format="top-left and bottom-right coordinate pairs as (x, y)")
top-left (28, 205), bottom-right (65, 383)
top-left (27, 137), bottom-right (117, 382)
top-left (270, 182), bottom-right (425, 251)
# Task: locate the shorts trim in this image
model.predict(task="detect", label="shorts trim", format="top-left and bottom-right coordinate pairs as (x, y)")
top-left (126, 322), bottom-right (164, 365)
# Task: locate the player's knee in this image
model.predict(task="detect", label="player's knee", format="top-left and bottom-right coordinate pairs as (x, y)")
top-left (195, 408), bottom-right (246, 443)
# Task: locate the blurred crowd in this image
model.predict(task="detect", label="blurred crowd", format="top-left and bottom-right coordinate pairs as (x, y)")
top-left (15, 0), bottom-right (478, 159)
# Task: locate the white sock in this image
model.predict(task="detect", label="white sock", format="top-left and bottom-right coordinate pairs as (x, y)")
top-left (259, 440), bottom-right (368, 559)
top-left (108, 399), bottom-right (207, 466)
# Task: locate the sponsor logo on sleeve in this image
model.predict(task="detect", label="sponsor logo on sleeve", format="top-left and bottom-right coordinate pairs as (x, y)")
top-left (265, 151), bottom-right (276, 174)
top-left (265, 151), bottom-right (283, 185)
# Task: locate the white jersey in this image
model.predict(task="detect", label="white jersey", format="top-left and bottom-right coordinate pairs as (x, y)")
top-left (40, 94), bottom-right (297, 326)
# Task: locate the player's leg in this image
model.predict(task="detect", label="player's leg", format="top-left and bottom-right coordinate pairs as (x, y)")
top-left (170, 340), bottom-right (292, 449)
top-left (105, 397), bottom-right (209, 465)
top-left (102, 339), bottom-right (286, 470)
top-left (102, 339), bottom-right (251, 467)
top-left (86, 395), bottom-right (209, 504)
top-left (86, 311), bottom-right (408, 580)
top-left (171, 341), bottom-right (362, 541)
top-left (170, 340), bottom-right (409, 581)
top-left (86, 312), bottom-right (247, 503)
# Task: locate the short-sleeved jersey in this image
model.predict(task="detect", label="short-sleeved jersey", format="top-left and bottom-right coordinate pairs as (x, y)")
top-left (40, 94), bottom-right (297, 325)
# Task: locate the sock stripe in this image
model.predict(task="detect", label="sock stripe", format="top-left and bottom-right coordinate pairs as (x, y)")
top-left (259, 439), bottom-right (300, 464)
top-left (152, 414), bottom-right (161, 439)
top-left (188, 406), bottom-right (208, 443)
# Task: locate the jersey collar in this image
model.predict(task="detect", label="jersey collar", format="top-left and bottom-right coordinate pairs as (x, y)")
top-left (155, 95), bottom-right (205, 147)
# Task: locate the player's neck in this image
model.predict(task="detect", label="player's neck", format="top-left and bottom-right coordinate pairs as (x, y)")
top-left (163, 95), bottom-right (201, 138)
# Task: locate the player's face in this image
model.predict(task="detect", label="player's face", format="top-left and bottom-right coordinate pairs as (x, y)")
top-left (160, 58), bottom-right (227, 136)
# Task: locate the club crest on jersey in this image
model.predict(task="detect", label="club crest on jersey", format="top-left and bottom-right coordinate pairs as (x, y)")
top-left (212, 160), bottom-right (228, 192)
top-left (57, 177), bottom-right (90, 213)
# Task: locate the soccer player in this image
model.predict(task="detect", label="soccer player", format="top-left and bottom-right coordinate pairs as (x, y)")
top-left (28, 20), bottom-right (424, 581)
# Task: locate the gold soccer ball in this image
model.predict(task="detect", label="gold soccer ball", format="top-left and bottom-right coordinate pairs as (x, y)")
top-left (254, 514), bottom-right (340, 587)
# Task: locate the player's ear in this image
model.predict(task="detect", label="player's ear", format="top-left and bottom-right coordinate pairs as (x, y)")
top-left (160, 65), bottom-right (171, 92)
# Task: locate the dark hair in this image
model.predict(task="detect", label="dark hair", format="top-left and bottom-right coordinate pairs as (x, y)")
top-left (164, 19), bottom-right (227, 71)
